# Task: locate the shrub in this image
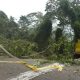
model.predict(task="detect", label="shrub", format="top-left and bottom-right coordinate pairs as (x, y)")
top-left (7, 40), bottom-right (37, 57)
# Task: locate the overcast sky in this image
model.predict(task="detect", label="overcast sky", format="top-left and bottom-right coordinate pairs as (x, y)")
top-left (0, 0), bottom-right (47, 19)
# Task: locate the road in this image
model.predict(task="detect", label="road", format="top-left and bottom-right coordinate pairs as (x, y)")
top-left (31, 66), bottom-right (80, 80)
top-left (9, 63), bottom-right (80, 80)
top-left (0, 56), bottom-right (80, 80)
top-left (0, 56), bottom-right (30, 80)
top-left (0, 56), bottom-right (49, 80)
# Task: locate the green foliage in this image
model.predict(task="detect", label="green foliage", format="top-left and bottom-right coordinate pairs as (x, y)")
top-left (55, 28), bottom-right (63, 42)
top-left (0, 36), bottom-right (37, 57)
top-left (73, 21), bottom-right (80, 42)
top-left (0, 2), bottom-right (80, 64)
top-left (7, 40), bottom-right (37, 57)
top-left (0, 11), bottom-right (9, 35)
top-left (35, 18), bottom-right (52, 51)
top-left (0, 36), bottom-right (9, 46)
top-left (6, 16), bottom-right (19, 39)
top-left (40, 37), bottom-right (73, 63)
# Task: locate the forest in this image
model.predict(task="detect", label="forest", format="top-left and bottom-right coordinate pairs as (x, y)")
top-left (0, 0), bottom-right (80, 63)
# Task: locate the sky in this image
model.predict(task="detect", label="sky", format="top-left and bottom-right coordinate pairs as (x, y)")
top-left (0, 0), bottom-right (47, 19)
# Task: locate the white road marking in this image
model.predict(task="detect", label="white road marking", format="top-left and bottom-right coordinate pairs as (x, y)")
top-left (8, 63), bottom-right (64, 80)
top-left (8, 69), bottom-right (53, 80)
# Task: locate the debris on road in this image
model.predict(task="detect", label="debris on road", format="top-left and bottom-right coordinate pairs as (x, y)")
top-left (36, 63), bottom-right (64, 71)
top-left (0, 60), bottom-right (64, 72)
top-left (8, 63), bottom-right (64, 80)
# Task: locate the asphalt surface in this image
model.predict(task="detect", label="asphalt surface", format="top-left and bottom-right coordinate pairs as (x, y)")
top-left (1, 56), bottom-right (80, 80)
top-left (0, 56), bottom-right (48, 80)
top-left (0, 56), bottom-right (30, 80)
top-left (31, 66), bottom-right (80, 80)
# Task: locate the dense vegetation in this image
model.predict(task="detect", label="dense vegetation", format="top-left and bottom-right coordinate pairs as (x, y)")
top-left (0, 0), bottom-right (80, 63)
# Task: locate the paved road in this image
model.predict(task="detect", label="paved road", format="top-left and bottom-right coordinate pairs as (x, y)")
top-left (31, 66), bottom-right (80, 80)
top-left (1, 56), bottom-right (80, 80)
top-left (0, 57), bottom-right (30, 80)
top-left (0, 57), bottom-right (48, 80)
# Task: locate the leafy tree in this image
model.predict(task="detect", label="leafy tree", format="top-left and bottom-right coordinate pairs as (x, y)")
top-left (26, 12), bottom-right (43, 27)
top-left (26, 12), bottom-right (43, 41)
top-left (19, 12), bottom-right (43, 28)
top-left (55, 28), bottom-right (63, 42)
top-left (6, 16), bottom-right (19, 39)
top-left (18, 12), bottom-right (43, 40)
top-left (0, 11), bottom-right (9, 36)
top-left (18, 16), bottom-right (29, 39)
top-left (35, 18), bottom-right (52, 51)
top-left (57, 0), bottom-right (80, 43)
top-left (46, 0), bottom-right (80, 43)
top-left (18, 15), bottom-right (29, 28)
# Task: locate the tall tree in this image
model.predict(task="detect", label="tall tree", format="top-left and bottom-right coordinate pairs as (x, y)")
top-left (6, 16), bottom-right (19, 39)
top-left (0, 11), bottom-right (9, 36)
top-left (46, 0), bottom-right (80, 42)
top-left (35, 18), bottom-right (52, 51)
top-left (55, 28), bottom-right (63, 42)
top-left (18, 12), bottom-right (43, 40)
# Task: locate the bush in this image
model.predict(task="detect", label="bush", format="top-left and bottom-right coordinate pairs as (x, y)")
top-left (7, 40), bottom-right (37, 57)
top-left (0, 36), bottom-right (37, 58)
top-left (40, 38), bottom-right (73, 63)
